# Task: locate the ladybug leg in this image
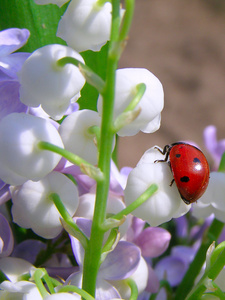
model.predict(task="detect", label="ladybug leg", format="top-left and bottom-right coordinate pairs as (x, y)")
top-left (154, 145), bottom-right (170, 163)
top-left (170, 178), bottom-right (175, 186)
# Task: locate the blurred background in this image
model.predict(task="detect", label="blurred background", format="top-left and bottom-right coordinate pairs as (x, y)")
top-left (117, 0), bottom-right (225, 168)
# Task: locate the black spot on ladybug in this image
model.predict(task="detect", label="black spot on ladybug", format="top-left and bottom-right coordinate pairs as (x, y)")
top-left (180, 176), bottom-right (190, 183)
top-left (193, 157), bottom-right (201, 163)
top-left (175, 154), bottom-right (181, 158)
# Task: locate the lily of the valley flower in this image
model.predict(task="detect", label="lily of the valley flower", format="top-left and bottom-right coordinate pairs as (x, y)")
top-left (98, 68), bottom-right (164, 137)
top-left (11, 171), bottom-right (79, 239)
top-left (0, 213), bottom-right (14, 258)
top-left (57, 0), bottom-right (113, 52)
top-left (59, 109), bottom-right (101, 165)
top-left (0, 113), bottom-right (64, 185)
top-left (0, 281), bottom-right (42, 300)
top-left (124, 147), bottom-right (190, 226)
top-left (19, 44), bottom-right (85, 120)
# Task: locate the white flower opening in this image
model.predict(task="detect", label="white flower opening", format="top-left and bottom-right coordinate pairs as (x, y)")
top-left (124, 147), bottom-right (190, 226)
top-left (19, 44), bottom-right (85, 120)
top-left (11, 172), bottom-right (79, 239)
top-left (0, 113), bottom-right (64, 186)
top-left (57, 0), bottom-right (113, 52)
top-left (98, 68), bottom-right (164, 137)
top-left (59, 109), bottom-right (101, 165)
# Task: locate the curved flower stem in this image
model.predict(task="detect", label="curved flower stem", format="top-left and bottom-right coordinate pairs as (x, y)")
top-left (58, 286), bottom-right (95, 300)
top-left (38, 142), bottom-right (104, 181)
top-left (174, 218), bottom-right (224, 300)
top-left (127, 278), bottom-right (139, 300)
top-left (112, 184), bottom-right (158, 221)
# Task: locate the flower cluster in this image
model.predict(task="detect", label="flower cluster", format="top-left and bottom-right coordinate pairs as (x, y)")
top-left (0, 0), bottom-right (225, 300)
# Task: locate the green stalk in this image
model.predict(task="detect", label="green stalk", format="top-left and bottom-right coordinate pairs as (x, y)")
top-left (81, 0), bottom-right (121, 296)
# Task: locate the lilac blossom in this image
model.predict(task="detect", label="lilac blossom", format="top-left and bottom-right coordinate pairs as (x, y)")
top-left (65, 218), bottom-right (143, 299)
top-left (0, 213), bottom-right (14, 258)
top-left (154, 245), bottom-right (197, 287)
top-left (203, 125), bottom-right (225, 170)
top-left (0, 28), bottom-right (30, 118)
top-left (126, 217), bottom-right (171, 295)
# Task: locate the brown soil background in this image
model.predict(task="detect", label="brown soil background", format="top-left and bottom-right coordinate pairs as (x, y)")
top-left (118, 0), bottom-right (225, 168)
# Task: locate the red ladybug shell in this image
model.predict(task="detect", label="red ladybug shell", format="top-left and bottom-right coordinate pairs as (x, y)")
top-left (157, 143), bottom-right (210, 204)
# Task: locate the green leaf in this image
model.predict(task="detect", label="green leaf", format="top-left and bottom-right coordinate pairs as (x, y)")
top-left (0, 0), bottom-right (67, 52)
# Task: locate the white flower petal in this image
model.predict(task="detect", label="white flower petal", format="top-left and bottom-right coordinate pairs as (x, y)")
top-left (0, 113), bottom-right (64, 185)
top-left (124, 147), bottom-right (187, 226)
top-left (57, 0), bottom-right (113, 52)
top-left (59, 109), bottom-right (101, 164)
top-left (19, 44), bottom-right (85, 120)
top-left (98, 68), bottom-right (164, 137)
top-left (11, 172), bottom-right (79, 239)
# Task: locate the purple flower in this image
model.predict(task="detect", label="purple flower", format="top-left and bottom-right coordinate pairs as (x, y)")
top-left (0, 213), bottom-right (14, 257)
top-left (203, 125), bottom-right (225, 170)
top-left (154, 245), bottom-right (196, 287)
top-left (126, 217), bottom-right (171, 295)
top-left (66, 218), bottom-right (141, 299)
top-left (0, 28), bottom-right (30, 119)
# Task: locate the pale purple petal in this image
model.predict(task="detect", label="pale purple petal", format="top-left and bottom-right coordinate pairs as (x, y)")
top-left (0, 81), bottom-right (27, 118)
top-left (145, 264), bottom-right (160, 293)
top-left (101, 241), bottom-right (141, 280)
top-left (0, 28), bottom-right (30, 57)
top-left (171, 246), bottom-right (196, 267)
top-left (96, 279), bottom-right (121, 300)
top-left (0, 52), bottom-right (30, 79)
top-left (12, 239), bottom-right (46, 264)
top-left (154, 256), bottom-right (186, 287)
top-left (47, 266), bottom-right (79, 280)
top-left (126, 217), bottom-right (145, 242)
top-left (204, 125), bottom-right (225, 169)
top-left (64, 102), bottom-right (79, 115)
top-left (174, 216), bottom-right (188, 238)
top-left (0, 213), bottom-right (14, 257)
top-left (0, 184), bottom-right (11, 205)
top-left (134, 227), bottom-right (171, 258)
top-left (65, 270), bottom-right (83, 288)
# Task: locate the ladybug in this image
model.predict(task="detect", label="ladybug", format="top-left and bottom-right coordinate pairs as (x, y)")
top-left (155, 142), bottom-right (210, 204)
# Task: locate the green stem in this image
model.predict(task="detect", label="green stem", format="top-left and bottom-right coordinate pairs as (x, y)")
top-left (127, 278), bottom-right (139, 300)
top-left (81, 1), bottom-right (121, 296)
top-left (38, 141), bottom-right (104, 181)
top-left (174, 218), bottom-right (224, 300)
top-left (50, 193), bottom-right (89, 249)
top-left (58, 286), bottom-right (95, 300)
top-left (33, 269), bottom-right (49, 298)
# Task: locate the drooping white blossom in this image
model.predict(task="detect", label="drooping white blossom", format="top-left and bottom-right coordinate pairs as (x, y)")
top-left (19, 44), bottom-right (85, 120)
top-left (57, 0), bottom-right (113, 52)
top-left (44, 293), bottom-right (81, 300)
top-left (0, 280), bottom-right (42, 300)
top-left (98, 68), bottom-right (164, 137)
top-left (59, 109), bottom-right (101, 165)
top-left (192, 172), bottom-right (225, 222)
top-left (0, 113), bottom-right (64, 186)
top-left (34, 0), bottom-right (69, 7)
top-left (124, 147), bottom-right (190, 226)
top-left (11, 171), bottom-right (79, 239)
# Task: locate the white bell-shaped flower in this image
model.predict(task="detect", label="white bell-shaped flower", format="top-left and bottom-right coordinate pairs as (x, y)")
top-left (34, 0), bottom-right (69, 7)
top-left (192, 172), bottom-right (225, 222)
top-left (59, 109), bottom-right (101, 165)
top-left (11, 171), bottom-right (79, 239)
top-left (19, 44), bottom-right (85, 120)
top-left (57, 0), bottom-right (112, 52)
top-left (0, 281), bottom-right (42, 300)
top-left (124, 147), bottom-right (190, 226)
top-left (98, 68), bottom-right (164, 137)
top-left (0, 113), bottom-right (64, 186)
